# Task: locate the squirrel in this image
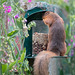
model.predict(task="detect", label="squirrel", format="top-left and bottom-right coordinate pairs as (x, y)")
top-left (33, 11), bottom-right (67, 75)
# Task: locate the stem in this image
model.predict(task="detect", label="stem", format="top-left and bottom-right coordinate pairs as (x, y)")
top-left (69, 16), bottom-right (71, 36)
top-left (6, 14), bottom-right (8, 32)
top-left (0, 24), bottom-right (1, 47)
top-left (7, 40), bottom-right (16, 60)
top-left (2, 12), bottom-right (7, 37)
top-left (21, 37), bottom-right (25, 50)
top-left (20, 29), bottom-right (25, 50)
top-left (13, 40), bottom-right (20, 55)
top-left (0, 63), bottom-right (2, 75)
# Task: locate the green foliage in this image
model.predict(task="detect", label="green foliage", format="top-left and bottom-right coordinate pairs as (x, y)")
top-left (7, 30), bottom-right (19, 37)
top-left (2, 64), bottom-right (8, 73)
top-left (8, 61), bottom-right (16, 70)
top-left (1, 48), bottom-right (32, 75)
top-left (20, 49), bottom-right (26, 62)
top-left (16, 17), bottom-right (23, 29)
top-left (8, 48), bottom-right (25, 70)
top-left (0, 51), bottom-right (4, 58)
top-left (65, 25), bottom-right (71, 41)
top-left (0, 0), bottom-right (33, 75)
top-left (28, 21), bottom-right (36, 30)
top-left (1, 0), bottom-right (7, 4)
top-left (66, 45), bottom-right (71, 55)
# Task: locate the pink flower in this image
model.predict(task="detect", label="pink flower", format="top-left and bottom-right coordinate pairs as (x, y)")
top-left (5, 11), bottom-right (7, 13)
top-left (71, 39), bottom-right (73, 42)
top-left (14, 14), bottom-right (19, 19)
top-left (8, 6), bottom-right (11, 8)
top-left (73, 43), bottom-right (75, 48)
top-left (3, 5), bottom-right (12, 13)
top-left (3, 5), bottom-right (7, 9)
top-left (28, 0), bottom-right (32, 2)
top-left (8, 17), bottom-right (10, 22)
top-left (4, 59), bottom-right (7, 63)
top-left (7, 8), bottom-right (12, 13)
top-left (71, 49), bottom-right (74, 56)
top-left (3, 5), bottom-right (6, 7)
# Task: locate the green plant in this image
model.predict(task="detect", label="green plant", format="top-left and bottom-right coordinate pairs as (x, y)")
top-left (0, 0), bottom-right (36, 75)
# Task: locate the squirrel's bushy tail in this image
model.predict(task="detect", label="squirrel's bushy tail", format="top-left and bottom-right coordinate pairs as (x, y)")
top-left (33, 51), bottom-right (58, 75)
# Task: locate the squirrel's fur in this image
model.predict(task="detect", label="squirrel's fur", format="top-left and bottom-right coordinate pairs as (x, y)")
top-left (33, 11), bottom-right (67, 75)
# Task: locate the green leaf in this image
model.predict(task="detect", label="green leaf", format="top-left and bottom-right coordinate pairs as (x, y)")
top-left (20, 48), bottom-right (26, 62)
top-left (2, 63), bottom-right (8, 73)
top-left (8, 61), bottom-right (16, 70)
top-left (23, 48), bottom-right (26, 53)
top-left (7, 30), bottom-right (19, 37)
top-left (8, 60), bottom-right (21, 70)
top-left (18, 48), bottom-right (26, 63)
top-left (19, 7), bottom-right (25, 12)
top-left (2, 0), bottom-right (7, 4)
top-left (20, 52), bottom-right (25, 62)
top-left (66, 46), bottom-right (71, 54)
top-left (65, 5), bottom-right (70, 12)
top-left (16, 53), bottom-right (19, 59)
top-left (8, 35), bottom-right (17, 40)
top-left (0, 7), bottom-right (3, 10)
top-left (16, 18), bottom-right (23, 29)
top-left (60, 69), bottom-right (64, 75)
top-left (65, 25), bottom-right (71, 41)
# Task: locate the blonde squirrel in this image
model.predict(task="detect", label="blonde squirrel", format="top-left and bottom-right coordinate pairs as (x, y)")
top-left (33, 11), bottom-right (67, 75)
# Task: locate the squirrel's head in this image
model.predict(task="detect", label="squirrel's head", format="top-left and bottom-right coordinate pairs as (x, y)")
top-left (42, 11), bottom-right (64, 27)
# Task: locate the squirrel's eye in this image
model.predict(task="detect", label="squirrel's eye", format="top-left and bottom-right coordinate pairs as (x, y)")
top-left (45, 11), bottom-right (49, 15)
